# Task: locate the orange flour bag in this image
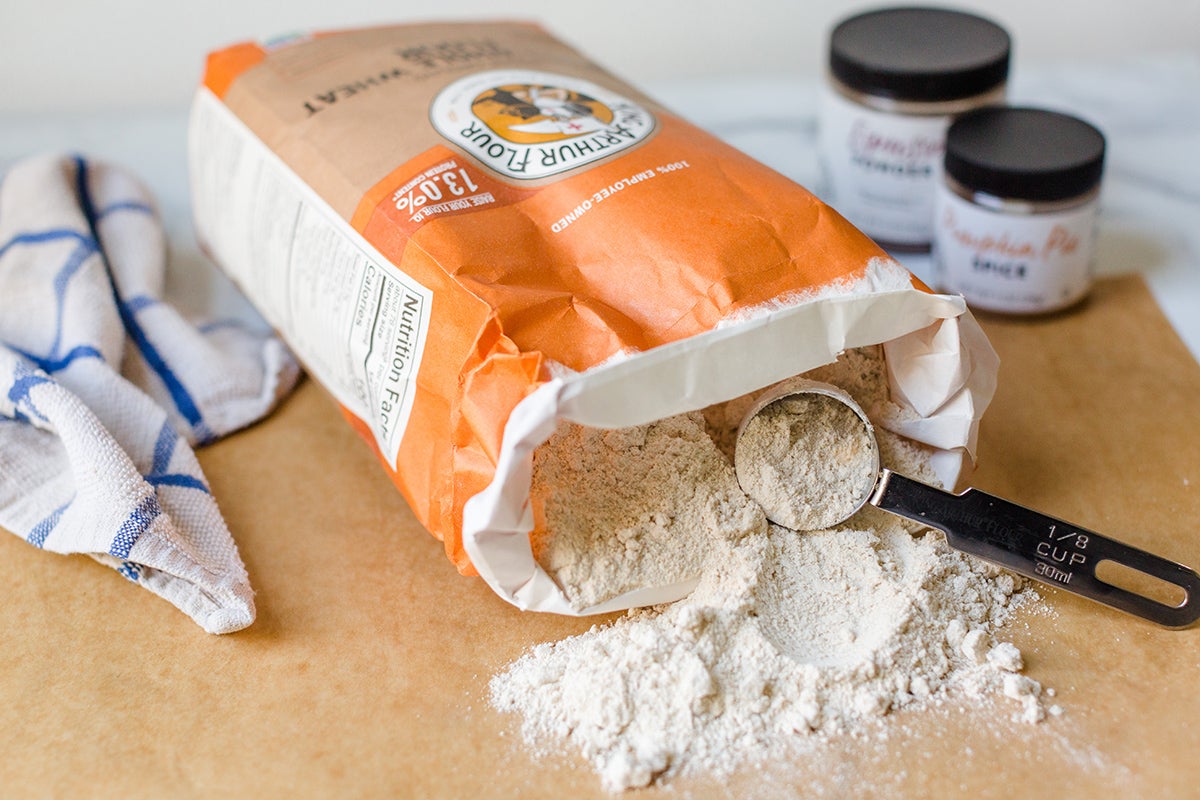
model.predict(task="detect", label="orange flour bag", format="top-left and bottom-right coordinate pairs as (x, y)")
top-left (189, 22), bottom-right (998, 614)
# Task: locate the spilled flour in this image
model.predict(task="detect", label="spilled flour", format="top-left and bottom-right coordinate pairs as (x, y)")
top-left (530, 413), bottom-right (762, 612)
top-left (496, 348), bottom-right (1047, 791)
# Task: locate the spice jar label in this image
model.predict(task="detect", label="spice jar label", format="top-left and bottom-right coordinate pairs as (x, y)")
top-left (933, 189), bottom-right (1097, 314)
top-left (818, 86), bottom-right (949, 247)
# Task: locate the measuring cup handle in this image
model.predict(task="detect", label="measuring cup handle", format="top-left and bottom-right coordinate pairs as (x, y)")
top-left (871, 470), bottom-right (1200, 628)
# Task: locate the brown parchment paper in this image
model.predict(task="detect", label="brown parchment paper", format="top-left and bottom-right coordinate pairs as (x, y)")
top-left (2, 274), bottom-right (1198, 798)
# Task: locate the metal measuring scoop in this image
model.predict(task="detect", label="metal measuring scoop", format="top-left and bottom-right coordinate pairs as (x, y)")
top-left (734, 377), bottom-right (1200, 628)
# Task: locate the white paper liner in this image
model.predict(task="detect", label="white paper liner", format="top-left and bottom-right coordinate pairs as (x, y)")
top-left (462, 259), bottom-right (999, 614)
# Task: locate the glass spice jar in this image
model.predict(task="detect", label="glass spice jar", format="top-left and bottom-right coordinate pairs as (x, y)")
top-left (818, 6), bottom-right (1011, 252)
top-left (933, 106), bottom-right (1106, 314)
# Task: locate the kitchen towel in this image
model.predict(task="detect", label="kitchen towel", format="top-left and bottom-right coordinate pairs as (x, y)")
top-left (0, 154), bottom-right (299, 633)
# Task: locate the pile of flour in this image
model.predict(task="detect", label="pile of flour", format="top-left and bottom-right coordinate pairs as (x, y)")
top-left (529, 412), bottom-right (764, 611)
top-left (496, 348), bottom-right (1050, 791)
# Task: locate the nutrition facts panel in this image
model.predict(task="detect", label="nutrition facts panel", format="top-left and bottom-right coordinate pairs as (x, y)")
top-left (189, 88), bottom-right (432, 466)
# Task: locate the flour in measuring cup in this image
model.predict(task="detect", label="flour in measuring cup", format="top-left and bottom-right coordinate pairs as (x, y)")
top-left (735, 391), bottom-right (877, 530)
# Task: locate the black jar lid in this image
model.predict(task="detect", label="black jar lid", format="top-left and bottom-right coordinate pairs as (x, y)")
top-left (945, 107), bottom-right (1106, 202)
top-left (829, 7), bottom-right (1011, 102)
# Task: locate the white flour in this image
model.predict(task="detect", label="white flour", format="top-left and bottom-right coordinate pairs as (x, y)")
top-left (735, 390), bottom-right (878, 530)
top-left (530, 412), bottom-right (765, 611)
top-left (497, 348), bottom-right (1045, 791)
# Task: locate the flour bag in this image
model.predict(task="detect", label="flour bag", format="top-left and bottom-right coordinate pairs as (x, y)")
top-left (189, 22), bottom-right (998, 614)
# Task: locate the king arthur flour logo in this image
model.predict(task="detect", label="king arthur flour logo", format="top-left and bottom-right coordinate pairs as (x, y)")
top-left (430, 69), bottom-right (656, 180)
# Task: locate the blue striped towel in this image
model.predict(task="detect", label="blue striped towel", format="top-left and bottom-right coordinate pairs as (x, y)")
top-left (0, 154), bottom-right (299, 633)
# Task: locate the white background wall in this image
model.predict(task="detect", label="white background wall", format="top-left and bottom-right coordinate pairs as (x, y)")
top-left (3, 0), bottom-right (1198, 113)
